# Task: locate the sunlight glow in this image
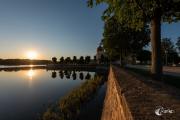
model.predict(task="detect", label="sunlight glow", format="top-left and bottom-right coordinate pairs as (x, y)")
top-left (27, 51), bottom-right (38, 60)
top-left (29, 65), bottom-right (34, 67)
top-left (27, 69), bottom-right (35, 80)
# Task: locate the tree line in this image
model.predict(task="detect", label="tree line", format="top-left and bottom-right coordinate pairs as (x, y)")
top-left (52, 55), bottom-right (109, 64)
top-left (52, 56), bottom-right (91, 64)
top-left (137, 37), bottom-right (180, 65)
top-left (161, 37), bottom-right (180, 65)
top-left (87, 0), bottom-right (180, 79)
top-left (0, 59), bottom-right (52, 65)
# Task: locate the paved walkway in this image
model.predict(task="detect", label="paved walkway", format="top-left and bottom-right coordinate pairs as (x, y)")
top-left (126, 65), bottom-right (180, 77)
top-left (113, 66), bottom-right (180, 120)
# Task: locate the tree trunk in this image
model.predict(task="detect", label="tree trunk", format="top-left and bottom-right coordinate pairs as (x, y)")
top-left (150, 9), bottom-right (162, 80)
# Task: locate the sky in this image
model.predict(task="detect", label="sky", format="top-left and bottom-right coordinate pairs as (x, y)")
top-left (0, 0), bottom-right (180, 60)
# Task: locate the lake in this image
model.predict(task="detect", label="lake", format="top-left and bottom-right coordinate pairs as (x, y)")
top-left (0, 68), bottom-right (105, 120)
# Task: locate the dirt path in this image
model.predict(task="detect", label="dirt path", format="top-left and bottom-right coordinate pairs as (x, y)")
top-left (127, 65), bottom-right (180, 77)
top-left (113, 66), bottom-right (180, 120)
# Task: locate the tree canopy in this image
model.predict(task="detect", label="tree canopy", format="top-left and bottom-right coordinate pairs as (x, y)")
top-left (87, 0), bottom-right (180, 79)
top-left (136, 50), bottom-right (151, 64)
top-left (161, 38), bottom-right (174, 54)
top-left (73, 56), bottom-right (77, 64)
top-left (52, 57), bottom-right (57, 63)
top-left (60, 57), bottom-right (64, 64)
top-left (161, 38), bottom-right (180, 64)
top-left (102, 16), bottom-right (150, 60)
top-left (85, 56), bottom-right (91, 64)
top-left (87, 0), bottom-right (180, 30)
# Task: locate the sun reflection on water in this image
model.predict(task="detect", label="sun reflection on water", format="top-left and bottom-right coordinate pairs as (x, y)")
top-left (27, 69), bottom-right (35, 80)
top-left (29, 65), bottom-right (34, 67)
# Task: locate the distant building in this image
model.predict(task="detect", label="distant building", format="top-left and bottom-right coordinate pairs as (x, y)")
top-left (96, 45), bottom-right (106, 64)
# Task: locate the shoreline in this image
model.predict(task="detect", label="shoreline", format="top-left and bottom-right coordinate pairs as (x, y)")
top-left (0, 64), bottom-right (109, 72)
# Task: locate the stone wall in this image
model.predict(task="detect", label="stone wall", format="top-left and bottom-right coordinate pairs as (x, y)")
top-left (101, 66), bottom-right (133, 120)
top-left (101, 66), bottom-right (180, 120)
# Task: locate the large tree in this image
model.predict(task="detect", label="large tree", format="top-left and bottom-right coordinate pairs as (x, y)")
top-left (65, 57), bottom-right (71, 64)
top-left (87, 0), bottom-right (180, 79)
top-left (60, 57), bottom-right (64, 64)
top-left (79, 56), bottom-right (85, 64)
top-left (102, 16), bottom-right (149, 63)
top-left (73, 56), bottom-right (77, 64)
top-left (52, 57), bottom-right (57, 64)
top-left (85, 56), bottom-right (91, 64)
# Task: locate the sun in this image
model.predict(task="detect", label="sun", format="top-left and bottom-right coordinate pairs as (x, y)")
top-left (27, 51), bottom-right (38, 60)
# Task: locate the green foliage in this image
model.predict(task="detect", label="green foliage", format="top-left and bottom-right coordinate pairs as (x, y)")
top-left (79, 56), bottom-right (85, 64)
top-left (73, 56), bottom-right (77, 64)
top-left (161, 38), bottom-right (175, 54)
top-left (102, 16), bottom-right (150, 60)
top-left (87, 0), bottom-right (180, 30)
top-left (52, 57), bottom-right (57, 63)
top-left (85, 56), bottom-right (91, 64)
top-left (161, 38), bottom-right (179, 64)
top-left (42, 76), bottom-right (104, 120)
top-left (60, 57), bottom-right (65, 64)
top-left (65, 57), bottom-right (72, 64)
top-left (87, 0), bottom-right (180, 77)
top-left (56, 56), bottom-right (94, 65)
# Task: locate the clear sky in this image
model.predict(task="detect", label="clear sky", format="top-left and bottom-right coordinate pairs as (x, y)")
top-left (0, 0), bottom-right (180, 60)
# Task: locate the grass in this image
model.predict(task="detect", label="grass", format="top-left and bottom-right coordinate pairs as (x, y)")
top-left (125, 67), bottom-right (180, 89)
top-left (42, 75), bottom-right (105, 120)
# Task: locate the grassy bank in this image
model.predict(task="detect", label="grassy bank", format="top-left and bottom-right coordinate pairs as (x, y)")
top-left (42, 76), bottom-right (105, 120)
top-left (125, 67), bottom-right (180, 89)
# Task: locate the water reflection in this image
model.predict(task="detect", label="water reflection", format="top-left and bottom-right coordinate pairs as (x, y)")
top-left (59, 70), bottom-right (64, 79)
top-left (0, 68), bottom-right (103, 120)
top-left (72, 71), bottom-right (77, 80)
top-left (27, 69), bottom-right (35, 80)
top-left (51, 71), bottom-right (57, 78)
top-left (65, 71), bottom-right (71, 79)
top-left (85, 72), bottom-right (91, 80)
top-left (29, 65), bottom-right (34, 67)
top-left (79, 72), bottom-right (84, 80)
top-left (50, 70), bottom-right (94, 81)
top-left (26, 69), bottom-right (37, 88)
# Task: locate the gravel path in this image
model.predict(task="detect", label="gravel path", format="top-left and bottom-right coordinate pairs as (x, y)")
top-left (126, 65), bottom-right (180, 77)
top-left (113, 66), bottom-right (180, 120)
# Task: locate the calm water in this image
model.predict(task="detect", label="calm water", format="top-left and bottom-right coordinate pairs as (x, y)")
top-left (0, 65), bottom-right (45, 68)
top-left (0, 68), bottom-right (96, 120)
